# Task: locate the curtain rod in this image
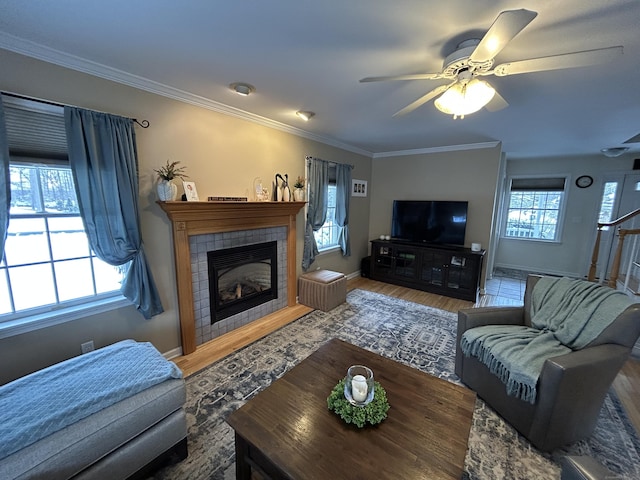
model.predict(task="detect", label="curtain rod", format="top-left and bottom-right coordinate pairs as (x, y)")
top-left (1, 91), bottom-right (150, 128)
top-left (305, 155), bottom-right (354, 169)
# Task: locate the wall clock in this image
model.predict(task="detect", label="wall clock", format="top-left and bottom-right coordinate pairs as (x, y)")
top-left (575, 175), bottom-right (594, 188)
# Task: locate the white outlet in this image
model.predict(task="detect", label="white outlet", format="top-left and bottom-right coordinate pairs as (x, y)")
top-left (81, 341), bottom-right (95, 354)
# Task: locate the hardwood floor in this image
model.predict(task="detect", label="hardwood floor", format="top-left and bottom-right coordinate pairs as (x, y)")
top-left (172, 276), bottom-right (640, 436)
top-left (172, 303), bottom-right (313, 377)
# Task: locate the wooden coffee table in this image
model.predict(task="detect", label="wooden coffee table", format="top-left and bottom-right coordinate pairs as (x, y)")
top-left (227, 338), bottom-right (476, 480)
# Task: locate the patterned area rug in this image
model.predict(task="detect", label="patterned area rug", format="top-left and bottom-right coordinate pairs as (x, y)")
top-left (152, 289), bottom-right (640, 480)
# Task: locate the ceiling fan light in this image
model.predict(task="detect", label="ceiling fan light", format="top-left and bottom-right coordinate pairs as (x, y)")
top-left (435, 79), bottom-right (495, 118)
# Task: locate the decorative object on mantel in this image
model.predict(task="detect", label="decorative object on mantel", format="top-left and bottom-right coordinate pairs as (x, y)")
top-left (274, 173), bottom-right (292, 201)
top-left (207, 196), bottom-right (248, 202)
top-left (253, 177), bottom-right (270, 202)
top-left (283, 174), bottom-right (291, 202)
top-left (327, 376), bottom-right (389, 428)
top-left (182, 181), bottom-right (199, 201)
top-left (293, 175), bottom-right (305, 202)
top-left (274, 174), bottom-right (283, 201)
top-left (154, 160), bottom-right (188, 201)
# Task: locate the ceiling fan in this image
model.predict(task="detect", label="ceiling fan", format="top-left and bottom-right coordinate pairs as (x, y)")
top-left (360, 9), bottom-right (623, 118)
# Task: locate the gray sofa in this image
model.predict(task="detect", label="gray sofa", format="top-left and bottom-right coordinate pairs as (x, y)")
top-left (0, 340), bottom-right (188, 479)
top-left (455, 274), bottom-right (640, 451)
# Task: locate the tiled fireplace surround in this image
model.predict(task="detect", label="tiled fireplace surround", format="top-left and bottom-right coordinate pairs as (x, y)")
top-left (158, 201), bottom-right (305, 355)
top-left (190, 227), bottom-right (287, 346)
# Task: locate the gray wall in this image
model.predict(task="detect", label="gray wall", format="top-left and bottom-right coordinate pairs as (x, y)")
top-left (495, 154), bottom-right (635, 277)
top-left (368, 144), bottom-right (504, 289)
top-left (0, 49), bottom-right (371, 384)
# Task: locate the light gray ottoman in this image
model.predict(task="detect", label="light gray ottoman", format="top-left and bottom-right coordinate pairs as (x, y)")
top-left (0, 340), bottom-right (187, 480)
top-left (298, 269), bottom-right (347, 311)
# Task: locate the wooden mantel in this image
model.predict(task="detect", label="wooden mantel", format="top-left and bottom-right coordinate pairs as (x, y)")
top-left (158, 201), bottom-right (305, 355)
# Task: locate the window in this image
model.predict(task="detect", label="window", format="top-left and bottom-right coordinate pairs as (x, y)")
top-left (314, 184), bottom-right (341, 250)
top-left (503, 177), bottom-right (566, 241)
top-left (0, 98), bottom-right (125, 325)
top-left (597, 181), bottom-right (618, 230)
top-left (1, 163), bottom-right (125, 319)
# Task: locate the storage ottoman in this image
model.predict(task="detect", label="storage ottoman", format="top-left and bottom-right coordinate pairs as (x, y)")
top-left (0, 340), bottom-right (187, 480)
top-left (298, 269), bottom-right (347, 311)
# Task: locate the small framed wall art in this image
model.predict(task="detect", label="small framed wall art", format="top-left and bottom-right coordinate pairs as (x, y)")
top-left (352, 179), bottom-right (367, 197)
top-left (183, 181), bottom-right (199, 201)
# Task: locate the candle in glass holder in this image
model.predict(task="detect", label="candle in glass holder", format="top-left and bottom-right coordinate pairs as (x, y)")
top-left (351, 374), bottom-right (368, 402)
top-left (344, 365), bottom-right (375, 406)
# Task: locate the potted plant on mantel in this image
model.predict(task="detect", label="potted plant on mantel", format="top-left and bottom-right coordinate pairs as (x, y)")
top-left (154, 160), bottom-right (188, 201)
top-left (293, 176), bottom-right (305, 202)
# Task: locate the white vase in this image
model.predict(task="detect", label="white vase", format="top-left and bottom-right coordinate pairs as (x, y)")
top-left (157, 180), bottom-right (177, 201)
top-left (283, 185), bottom-right (291, 202)
top-left (293, 188), bottom-right (305, 202)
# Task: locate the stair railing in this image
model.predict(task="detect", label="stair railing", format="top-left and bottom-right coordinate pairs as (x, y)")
top-left (589, 208), bottom-right (640, 285)
top-left (607, 228), bottom-right (640, 288)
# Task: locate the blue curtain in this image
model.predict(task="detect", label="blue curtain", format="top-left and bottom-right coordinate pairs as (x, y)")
top-left (64, 107), bottom-right (163, 319)
top-left (335, 163), bottom-right (352, 257)
top-left (302, 157), bottom-right (329, 270)
top-left (0, 100), bottom-right (10, 259)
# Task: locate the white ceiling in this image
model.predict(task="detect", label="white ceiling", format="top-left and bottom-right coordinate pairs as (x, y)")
top-left (1, 0), bottom-right (639, 159)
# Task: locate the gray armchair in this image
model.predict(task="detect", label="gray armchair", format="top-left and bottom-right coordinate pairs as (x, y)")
top-left (455, 274), bottom-right (640, 451)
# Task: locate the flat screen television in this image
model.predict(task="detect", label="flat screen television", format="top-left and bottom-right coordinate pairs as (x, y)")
top-left (391, 200), bottom-right (468, 247)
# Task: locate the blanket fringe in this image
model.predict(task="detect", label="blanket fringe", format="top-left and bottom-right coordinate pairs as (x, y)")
top-left (461, 335), bottom-right (537, 404)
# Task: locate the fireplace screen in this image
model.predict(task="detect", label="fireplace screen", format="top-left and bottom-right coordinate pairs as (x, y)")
top-left (207, 241), bottom-right (278, 323)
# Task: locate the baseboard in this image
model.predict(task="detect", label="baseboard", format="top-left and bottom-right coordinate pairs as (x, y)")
top-left (346, 270), bottom-right (361, 280)
top-left (163, 346), bottom-right (183, 360)
top-left (493, 263), bottom-right (580, 279)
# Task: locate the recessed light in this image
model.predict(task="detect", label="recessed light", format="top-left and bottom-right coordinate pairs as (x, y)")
top-left (296, 111), bottom-right (315, 121)
top-left (229, 82), bottom-right (255, 96)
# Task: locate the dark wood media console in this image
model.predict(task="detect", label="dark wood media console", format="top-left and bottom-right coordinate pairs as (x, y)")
top-left (370, 239), bottom-right (485, 302)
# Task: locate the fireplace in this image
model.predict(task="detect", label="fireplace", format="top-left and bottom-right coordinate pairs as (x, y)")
top-left (157, 201), bottom-right (305, 355)
top-left (208, 241), bottom-right (278, 322)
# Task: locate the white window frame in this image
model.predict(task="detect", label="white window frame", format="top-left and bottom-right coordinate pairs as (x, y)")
top-left (500, 175), bottom-right (569, 243)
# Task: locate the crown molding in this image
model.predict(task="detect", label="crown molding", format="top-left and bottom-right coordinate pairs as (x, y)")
top-left (372, 141), bottom-right (501, 158)
top-left (0, 33), bottom-right (499, 160)
top-left (0, 32), bottom-right (373, 157)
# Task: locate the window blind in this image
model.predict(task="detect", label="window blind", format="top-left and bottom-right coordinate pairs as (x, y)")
top-left (1, 95), bottom-right (68, 162)
top-left (510, 177), bottom-right (566, 191)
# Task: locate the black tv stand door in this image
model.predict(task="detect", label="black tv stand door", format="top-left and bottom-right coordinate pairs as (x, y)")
top-left (370, 240), bottom-right (484, 302)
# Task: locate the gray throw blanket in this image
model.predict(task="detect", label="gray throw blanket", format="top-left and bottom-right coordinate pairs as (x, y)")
top-left (460, 277), bottom-right (633, 403)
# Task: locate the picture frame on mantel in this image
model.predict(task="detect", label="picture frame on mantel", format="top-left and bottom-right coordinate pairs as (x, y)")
top-left (352, 179), bottom-right (367, 197)
top-left (183, 181), bottom-right (199, 201)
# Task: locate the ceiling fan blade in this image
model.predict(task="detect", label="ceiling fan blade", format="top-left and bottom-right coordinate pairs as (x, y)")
top-left (493, 46), bottom-right (623, 76)
top-left (484, 90), bottom-right (509, 112)
top-left (360, 73), bottom-right (445, 83)
top-left (469, 9), bottom-right (538, 63)
top-left (392, 83), bottom-right (453, 117)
